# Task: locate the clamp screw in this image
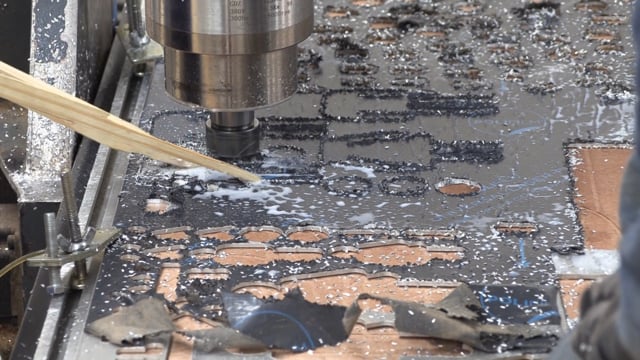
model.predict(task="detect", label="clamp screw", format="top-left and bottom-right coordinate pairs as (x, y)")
top-left (44, 213), bottom-right (64, 295)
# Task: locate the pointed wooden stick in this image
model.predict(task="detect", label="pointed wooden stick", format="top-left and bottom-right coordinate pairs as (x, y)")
top-left (0, 61), bottom-right (261, 184)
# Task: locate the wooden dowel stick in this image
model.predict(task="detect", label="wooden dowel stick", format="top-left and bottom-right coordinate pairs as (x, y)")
top-left (0, 61), bottom-right (261, 184)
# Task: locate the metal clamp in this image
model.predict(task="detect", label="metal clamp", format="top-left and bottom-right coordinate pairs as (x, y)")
top-left (27, 227), bottom-right (120, 276)
top-left (26, 172), bottom-right (121, 294)
top-left (116, 0), bottom-right (163, 65)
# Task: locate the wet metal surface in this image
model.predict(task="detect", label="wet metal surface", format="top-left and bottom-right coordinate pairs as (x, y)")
top-left (86, 0), bottom-right (635, 355)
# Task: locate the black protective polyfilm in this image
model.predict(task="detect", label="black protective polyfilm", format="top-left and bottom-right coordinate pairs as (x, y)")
top-left (223, 288), bottom-right (361, 352)
top-left (469, 284), bottom-right (561, 326)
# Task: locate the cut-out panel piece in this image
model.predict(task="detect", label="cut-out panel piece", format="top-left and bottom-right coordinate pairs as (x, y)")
top-left (192, 244), bottom-right (323, 266)
top-left (152, 226), bottom-right (192, 241)
top-left (235, 271), bottom-right (455, 309)
top-left (240, 226), bottom-right (284, 243)
top-left (435, 178), bottom-right (481, 196)
top-left (332, 242), bottom-right (463, 266)
top-left (286, 226), bottom-right (330, 242)
top-left (196, 226), bottom-right (236, 241)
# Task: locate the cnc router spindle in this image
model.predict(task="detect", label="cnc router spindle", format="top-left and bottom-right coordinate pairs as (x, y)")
top-left (145, 0), bottom-right (314, 158)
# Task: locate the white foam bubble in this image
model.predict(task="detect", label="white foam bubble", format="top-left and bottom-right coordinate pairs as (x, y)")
top-left (195, 182), bottom-right (311, 218)
top-left (348, 212), bottom-right (375, 225)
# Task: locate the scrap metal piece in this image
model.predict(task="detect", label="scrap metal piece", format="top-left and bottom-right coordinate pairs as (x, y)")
top-left (435, 283), bottom-right (483, 320)
top-left (86, 296), bottom-right (175, 345)
top-left (193, 352), bottom-right (275, 360)
top-left (145, 198), bottom-right (179, 215)
top-left (222, 288), bottom-right (361, 352)
top-left (232, 281), bottom-right (282, 293)
top-left (360, 283), bottom-right (559, 353)
top-left (402, 353), bottom-right (548, 360)
top-left (367, 294), bottom-right (490, 348)
top-left (181, 328), bottom-right (267, 353)
top-left (357, 310), bottom-right (396, 329)
top-left (396, 279), bottom-right (460, 288)
top-left (116, 342), bottom-right (166, 359)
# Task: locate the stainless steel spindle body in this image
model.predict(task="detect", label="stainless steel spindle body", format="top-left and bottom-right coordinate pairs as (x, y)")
top-left (145, 0), bottom-right (313, 157)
